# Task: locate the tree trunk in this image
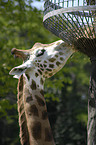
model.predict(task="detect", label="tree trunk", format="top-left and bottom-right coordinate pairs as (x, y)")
top-left (87, 57), bottom-right (96, 145)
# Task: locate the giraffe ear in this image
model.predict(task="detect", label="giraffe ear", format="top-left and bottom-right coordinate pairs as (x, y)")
top-left (9, 59), bottom-right (32, 79)
top-left (9, 65), bottom-right (27, 79)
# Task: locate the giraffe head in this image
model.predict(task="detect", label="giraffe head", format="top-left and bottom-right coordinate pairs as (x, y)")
top-left (9, 40), bottom-right (74, 80)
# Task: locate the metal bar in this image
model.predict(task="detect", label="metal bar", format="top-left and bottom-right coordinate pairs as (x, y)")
top-left (76, 12), bottom-right (93, 51)
top-left (84, 12), bottom-right (91, 38)
top-left (67, 0), bottom-right (68, 7)
top-left (77, 11), bottom-right (88, 37)
top-left (59, 13), bottom-right (78, 37)
top-left (89, 11), bottom-right (95, 38)
top-left (43, 5), bottom-right (96, 21)
top-left (90, 11), bottom-right (96, 38)
top-left (58, 14), bottom-right (77, 43)
top-left (72, 0), bottom-right (74, 7)
top-left (84, 12), bottom-right (95, 51)
top-left (45, 18), bottom-right (59, 36)
top-left (67, 13), bottom-right (82, 38)
top-left (63, 13), bottom-right (78, 38)
top-left (62, 0), bottom-right (64, 8)
top-left (72, 12), bottom-right (84, 37)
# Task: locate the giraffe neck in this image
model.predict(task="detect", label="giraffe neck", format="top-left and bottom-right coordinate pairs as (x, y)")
top-left (18, 72), bottom-right (55, 145)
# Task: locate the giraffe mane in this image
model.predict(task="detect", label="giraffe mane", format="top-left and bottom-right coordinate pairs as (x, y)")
top-left (18, 75), bottom-right (30, 145)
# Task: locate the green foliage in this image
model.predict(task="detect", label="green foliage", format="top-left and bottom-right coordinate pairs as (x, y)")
top-left (0, 0), bottom-right (90, 145)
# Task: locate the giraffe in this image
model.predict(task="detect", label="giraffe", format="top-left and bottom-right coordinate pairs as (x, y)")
top-left (9, 40), bottom-right (75, 145)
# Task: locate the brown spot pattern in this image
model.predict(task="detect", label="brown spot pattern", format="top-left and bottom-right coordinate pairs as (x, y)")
top-left (55, 55), bottom-right (58, 58)
top-left (49, 73), bottom-right (53, 77)
top-left (40, 78), bottom-right (44, 85)
top-left (44, 64), bottom-right (47, 67)
top-left (32, 121), bottom-right (41, 140)
top-left (26, 74), bottom-right (30, 80)
top-left (45, 128), bottom-right (53, 141)
top-left (26, 96), bottom-right (33, 103)
top-left (44, 60), bottom-right (47, 63)
top-left (41, 68), bottom-right (44, 71)
top-left (31, 79), bottom-right (36, 90)
top-left (89, 98), bottom-right (95, 108)
top-left (18, 68), bottom-right (24, 72)
top-left (40, 89), bottom-right (44, 96)
top-left (42, 110), bottom-right (48, 120)
top-left (46, 68), bottom-right (52, 72)
top-left (37, 63), bottom-right (39, 65)
top-left (37, 85), bottom-right (39, 87)
top-left (35, 95), bottom-right (45, 106)
top-left (35, 72), bottom-right (39, 77)
top-left (40, 64), bottom-right (43, 67)
top-left (49, 64), bottom-right (54, 68)
top-left (60, 57), bottom-right (64, 61)
top-left (38, 69), bottom-right (42, 75)
top-left (48, 58), bottom-right (56, 62)
top-left (45, 71), bottom-right (48, 74)
top-left (56, 61), bottom-right (61, 66)
top-left (27, 104), bottom-right (39, 116)
top-left (59, 52), bottom-right (64, 55)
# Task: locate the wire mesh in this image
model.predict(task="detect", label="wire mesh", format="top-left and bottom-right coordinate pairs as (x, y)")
top-left (43, 0), bottom-right (96, 57)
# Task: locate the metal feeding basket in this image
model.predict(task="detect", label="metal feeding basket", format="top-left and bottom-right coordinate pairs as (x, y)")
top-left (43, 0), bottom-right (96, 57)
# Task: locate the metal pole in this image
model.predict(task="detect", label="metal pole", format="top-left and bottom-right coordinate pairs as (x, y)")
top-left (88, 57), bottom-right (96, 145)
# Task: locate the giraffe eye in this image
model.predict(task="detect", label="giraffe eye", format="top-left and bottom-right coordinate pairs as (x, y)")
top-left (36, 49), bottom-right (45, 57)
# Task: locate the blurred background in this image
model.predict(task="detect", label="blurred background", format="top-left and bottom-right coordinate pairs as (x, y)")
top-left (0, 0), bottom-right (91, 145)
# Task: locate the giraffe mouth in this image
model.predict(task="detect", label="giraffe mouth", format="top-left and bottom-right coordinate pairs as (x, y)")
top-left (11, 48), bottom-right (29, 61)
